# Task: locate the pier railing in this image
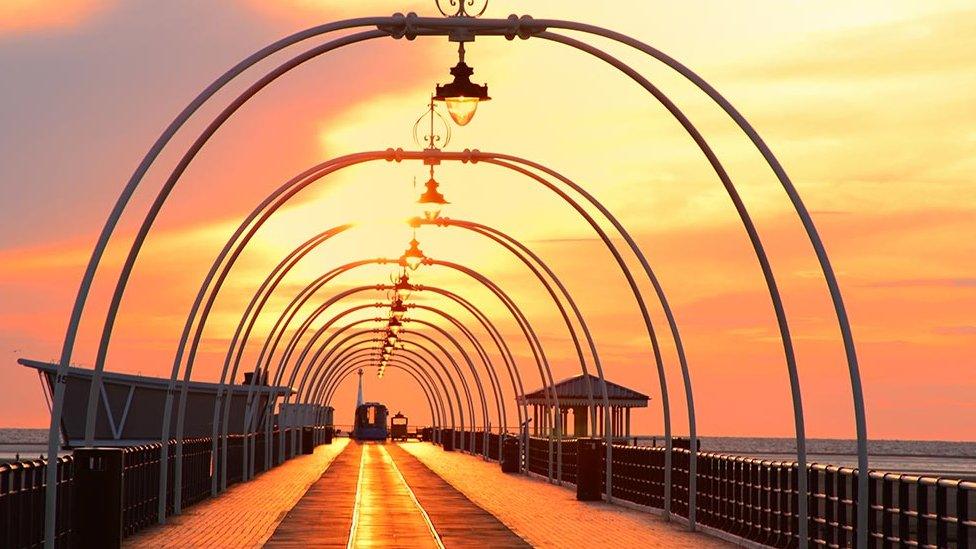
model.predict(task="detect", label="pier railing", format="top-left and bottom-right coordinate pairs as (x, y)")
top-left (432, 430), bottom-right (975, 548)
top-left (0, 456), bottom-right (73, 549)
top-left (0, 426), bottom-right (333, 548)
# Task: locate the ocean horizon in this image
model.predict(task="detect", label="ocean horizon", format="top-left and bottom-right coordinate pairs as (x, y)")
top-left (3, 427), bottom-right (973, 479)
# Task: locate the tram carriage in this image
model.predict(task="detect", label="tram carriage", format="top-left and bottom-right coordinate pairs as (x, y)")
top-left (353, 402), bottom-right (388, 441)
top-left (390, 411), bottom-right (408, 441)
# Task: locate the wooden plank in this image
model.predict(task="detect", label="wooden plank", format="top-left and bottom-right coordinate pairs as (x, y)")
top-left (264, 442), bottom-right (362, 547)
top-left (349, 444), bottom-right (439, 548)
top-left (386, 444), bottom-right (530, 548)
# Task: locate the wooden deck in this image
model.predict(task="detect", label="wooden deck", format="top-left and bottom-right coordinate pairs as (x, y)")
top-left (386, 444), bottom-right (529, 548)
top-left (267, 441), bottom-right (528, 548)
top-left (127, 440), bottom-right (732, 548)
top-left (264, 442), bottom-right (363, 547)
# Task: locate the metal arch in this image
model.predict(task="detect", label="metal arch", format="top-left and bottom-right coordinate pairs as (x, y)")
top-left (311, 335), bottom-right (466, 440)
top-left (471, 158), bottom-right (682, 506)
top-left (318, 350), bottom-right (450, 432)
top-left (289, 307), bottom-right (495, 431)
top-left (327, 346), bottom-right (457, 437)
top-left (479, 154), bottom-right (697, 513)
top-left (161, 148), bottom-right (662, 509)
top-left (314, 336), bottom-right (466, 436)
top-left (168, 158), bottom-right (377, 514)
top-left (232, 302), bottom-right (377, 481)
top-left (250, 260), bottom-right (554, 457)
top-left (44, 18), bottom-right (398, 537)
top-left (423, 218), bottom-right (612, 484)
top-left (230, 285), bottom-right (382, 483)
top-left (207, 226), bottom-right (354, 487)
top-left (523, 32), bottom-right (807, 532)
top-left (326, 361), bottom-right (438, 432)
top-left (381, 357), bottom-right (449, 432)
top-left (308, 331), bottom-right (477, 449)
top-left (260, 256), bottom-right (564, 478)
top-left (163, 149), bottom-right (691, 498)
top-left (157, 148), bottom-right (683, 504)
top-left (43, 10), bottom-right (859, 542)
top-left (417, 286), bottom-right (526, 459)
top-left (83, 28), bottom-right (381, 447)
top-left (232, 240), bottom-right (524, 450)
top-left (323, 358), bottom-right (443, 433)
top-left (419, 260), bottom-right (565, 479)
top-left (323, 361), bottom-right (441, 429)
top-left (315, 340), bottom-right (468, 450)
top-left (249, 274), bottom-right (528, 465)
top-left (150, 149), bottom-right (666, 508)
top-left (402, 320), bottom-right (495, 433)
top-left (531, 20), bottom-right (867, 541)
top-left (320, 353), bottom-right (440, 424)
top-left (255, 280), bottom-right (521, 456)
top-left (401, 328), bottom-right (491, 448)
top-left (299, 328), bottom-right (476, 453)
top-left (83, 30), bottom-right (392, 517)
top-left (276, 298), bottom-right (475, 449)
top-left (212, 225), bottom-right (352, 455)
top-left (405, 305), bottom-right (507, 452)
top-left (295, 321), bottom-right (485, 436)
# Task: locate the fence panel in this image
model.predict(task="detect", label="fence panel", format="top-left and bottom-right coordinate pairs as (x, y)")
top-left (0, 457), bottom-right (73, 549)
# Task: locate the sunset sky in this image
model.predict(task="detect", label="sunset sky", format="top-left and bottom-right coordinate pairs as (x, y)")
top-left (1, 1), bottom-right (974, 442)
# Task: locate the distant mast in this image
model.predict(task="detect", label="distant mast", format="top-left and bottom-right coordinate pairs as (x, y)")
top-left (356, 368), bottom-right (364, 407)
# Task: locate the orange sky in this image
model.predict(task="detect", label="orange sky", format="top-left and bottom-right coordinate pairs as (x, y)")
top-left (1, 1), bottom-right (974, 441)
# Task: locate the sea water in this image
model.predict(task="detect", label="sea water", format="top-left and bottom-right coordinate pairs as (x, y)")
top-left (3, 428), bottom-right (974, 478)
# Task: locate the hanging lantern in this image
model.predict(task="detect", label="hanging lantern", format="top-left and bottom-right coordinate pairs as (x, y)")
top-left (388, 316), bottom-right (403, 335)
top-left (390, 297), bottom-right (408, 321)
top-left (400, 238), bottom-right (425, 271)
top-left (433, 43), bottom-right (490, 126)
top-left (417, 174), bottom-right (448, 220)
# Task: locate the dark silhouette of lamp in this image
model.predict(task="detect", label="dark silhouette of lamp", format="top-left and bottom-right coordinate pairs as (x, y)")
top-left (400, 238), bottom-right (425, 271)
top-left (434, 43), bottom-right (490, 126)
top-left (418, 172), bottom-right (448, 220)
top-left (388, 316), bottom-right (403, 335)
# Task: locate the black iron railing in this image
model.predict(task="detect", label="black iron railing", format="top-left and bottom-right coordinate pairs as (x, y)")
top-left (438, 432), bottom-right (974, 548)
top-left (0, 456), bottom-right (73, 549)
top-left (487, 432), bottom-right (501, 460)
top-left (0, 425), bottom-right (331, 549)
top-left (120, 437), bottom-right (217, 536)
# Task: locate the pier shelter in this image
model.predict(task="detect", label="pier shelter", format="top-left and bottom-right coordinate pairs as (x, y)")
top-left (516, 374), bottom-right (648, 439)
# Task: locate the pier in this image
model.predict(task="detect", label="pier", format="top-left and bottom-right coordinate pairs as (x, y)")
top-left (2, 427), bottom-right (974, 547)
top-left (2, 1), bottom-right (975, 548)
top-left (113, 439), bottom-right (726, 548)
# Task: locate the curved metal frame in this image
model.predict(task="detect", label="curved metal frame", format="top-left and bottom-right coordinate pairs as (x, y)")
top-left (41, 13), bottom-right (866, 547)
top-left (251, 273), bottom-right (528, 468)
top-left (314, 334), bottom-right (469, 441)
top-left (320, 353), bottom-right (446, 432)
top-left (301, 322), bottom-right (487, 438)
top-left (330, 345), bottom-right (459, 436)
top-left (245, 257), bottom-right (560, 467)
top-left (324, 361), bottom-right (439, 430)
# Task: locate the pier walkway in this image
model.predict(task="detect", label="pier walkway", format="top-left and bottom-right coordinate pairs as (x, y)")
top-left (125, 440), bottom-right (728, 548)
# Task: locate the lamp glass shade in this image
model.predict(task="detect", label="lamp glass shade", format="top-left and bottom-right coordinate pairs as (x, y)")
top-left (444, 97), bottom-right (479, 126)
top-left (421, 202), bottom-right (442, 221)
